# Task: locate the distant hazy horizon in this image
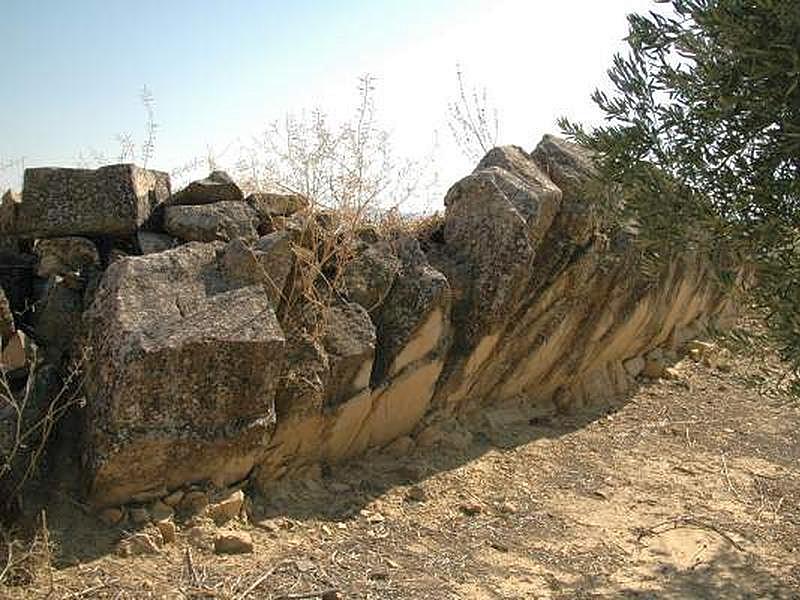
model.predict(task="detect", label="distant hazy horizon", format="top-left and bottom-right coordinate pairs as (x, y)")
top-left (1, 0), bottom-right (652, 208)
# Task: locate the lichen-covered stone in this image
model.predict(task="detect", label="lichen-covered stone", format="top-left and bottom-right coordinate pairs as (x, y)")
top-left (83, 242), bottom-right (285, 507)
top-left (172, 170), bottom-right (243, 205)
top-left (441, 157), bottom-right (561, 352)
top-left (322, 301), bottom-right (376, 408)
top-left (530, 134), bottom-right (598, 245)
top-left (18, 164), bottom-right (170, 238)
top-left (35, 237), bottom-right (100, 278)
top-left (246, 191), bottom-right (307, 220)
top-left (220, 232), bottom-right (295, 306)
top-left (343, 241), bottom-right (402, 313)
top-left (164, 202), bottom-right (260, 243)
top-left (371, 237), bottom-right (450, 385)
top-left (429, 138), bottom-right (734, 413)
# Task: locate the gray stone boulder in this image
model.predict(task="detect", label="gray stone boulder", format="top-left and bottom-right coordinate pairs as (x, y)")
top-left (220, 232), bottom-right (295, 306)
top-left (164, 202), bottom-right (260, 243)
top-left (322, 301), bottom-right (376, 408)
top-left (530, 135), bottom-right (598, 245)
top-left (83, 242), bottom-right (285, 507)
top-left (441, 155), bottom-right (561, 351)
top-left (428, 137), bottom-right (735, 415)
top-left (172, 170), bottom-right (243, 205)
top-left (254, 298), bottom-right (377, 482)
top-left (343, 241), bottom-right (402, 313)
top-left (371, 237), bottom-right (450, 386)
top-left (17, 164), bottom-right (170, 238)
top-left (34, 237), bottom-right (100, 279)
top-left (246, 192), bottom-right (307, 221)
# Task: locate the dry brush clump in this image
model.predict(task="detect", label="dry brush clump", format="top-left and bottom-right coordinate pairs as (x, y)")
top-left (227, 75), bottom-right (440, 335)
top-left (0, 355), bottom-right (84, 511)
top-left (0, 350), bottom-right (84, 590)
top-left (0, 510), bottom-right (54, 592)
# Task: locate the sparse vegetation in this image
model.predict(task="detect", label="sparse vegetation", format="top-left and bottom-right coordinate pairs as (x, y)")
top-left (446, 66), bottom-right (500, 162)
top-left (1, 360), bottom-right (84, 502)
top-left (228, 75), bottom-right (439, 333)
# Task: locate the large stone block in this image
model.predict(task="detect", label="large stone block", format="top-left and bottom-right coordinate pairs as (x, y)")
top-left (17, 164), bottom-right (170, 238)
top-left (83, 242), bottom-right (285, 506)
top-left (530, 135), bottom-right (598, 244)
top-left (164, 202), bottom-right (260, 243)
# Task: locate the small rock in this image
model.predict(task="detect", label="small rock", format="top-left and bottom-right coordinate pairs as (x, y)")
top-left (186, 526), bottom-right (211, 549)
top-left (643, 357), bottom-right (667, 379)
top-left (498, 501), bottom-right (518, 514)
top-left (214, 530), bottom-right (253, 555)
top-left (173, 170), bottom-right (244, 205)
top-left (623, 356), bottom-right (645, 377)
top-left (164, 202), bottom-right (260, 242)
top-left (162, 490), bottom-right (185, 507)
top-left (686, 340), bottom-right (716, 356)
top-left (118, 532), bottom-right (160, 557)
top-left (155, 520), bottom-right (177, 544)
top-left (208, 489), bottom-right (244, 525)
top-left (664, 367), bottom-right (682, 381)
top-left (717, 360), bottom-right (733, 373)
top-left (1, 331), bottom-right (28, 371)
top-left (149, 500), bottom-right (174, 522)
top-left (98, 507), bottom-right (124, 526)
top-left (459, 502), bottom-right (483, 516)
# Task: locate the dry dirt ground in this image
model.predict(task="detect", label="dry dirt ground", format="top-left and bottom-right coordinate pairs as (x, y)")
top-left (3, 319), bottom-right (800, 599)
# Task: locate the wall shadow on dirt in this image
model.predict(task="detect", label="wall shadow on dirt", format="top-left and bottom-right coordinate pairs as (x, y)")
top-left (15, 389), bottom-right (632, 571)
top-left (249, 396), bottom-right (629, 523)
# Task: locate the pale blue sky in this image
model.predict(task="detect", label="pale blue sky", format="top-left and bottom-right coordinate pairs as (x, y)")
top-left (1, 0), bottom-right (651, 201)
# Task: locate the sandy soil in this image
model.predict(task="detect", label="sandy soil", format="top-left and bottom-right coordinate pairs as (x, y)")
top-left (3, 319), bottom-right (799, 599)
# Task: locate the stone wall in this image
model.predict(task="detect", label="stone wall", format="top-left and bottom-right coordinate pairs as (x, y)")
top-left (0, 137), bottom-right (738, 509)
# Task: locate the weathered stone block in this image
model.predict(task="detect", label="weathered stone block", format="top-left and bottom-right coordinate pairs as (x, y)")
top-left (164, 202), bottom-right (260, 242)
top-left (83, 242), bottom-right (285, 506)
top-left (220, 232), bottom-right (295, 306)
top-left (18, 164), bottom-right (170, 238)
top-left (172, 170), bottom-right (243, 205)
